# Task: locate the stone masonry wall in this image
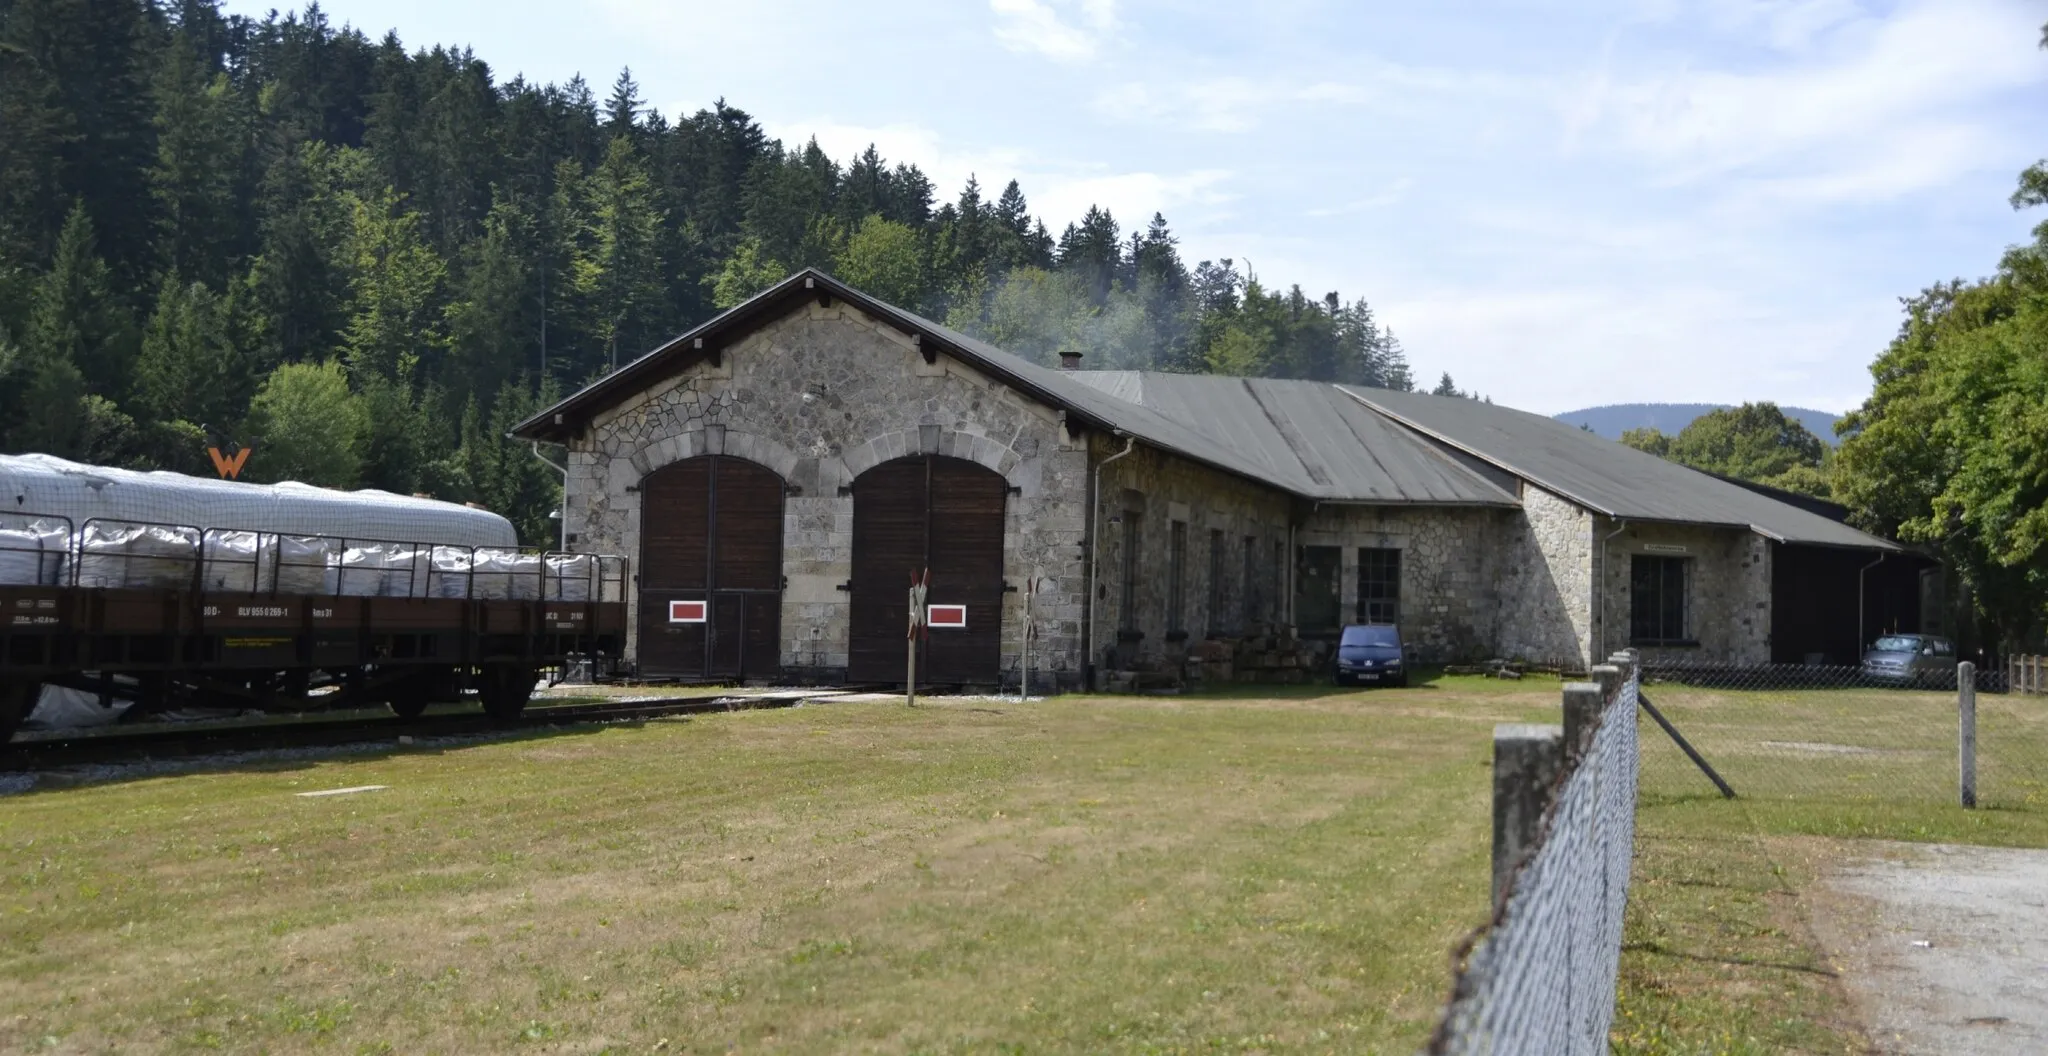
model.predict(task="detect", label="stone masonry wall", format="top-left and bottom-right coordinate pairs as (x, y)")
top-left (1296, 504), bottom-right (1513, 663)
top-left (563, 300), bottom-right (1092, 687)
top-left (1493, 484), bottom-right (1596, 667)
top-left (1594, 520), bottom-right (1770, 665)
top-left (1092, 442), bottom-right (1295, 673)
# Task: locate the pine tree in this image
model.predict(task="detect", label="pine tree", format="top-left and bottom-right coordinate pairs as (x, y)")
top-left (338, 178), bottom-right (446, 383)
top-left (150, 33), bottom-right (250, 286)
top-left (133, 272), bottom-right (259, 432)
top-left (444, 194), bottom-right (540, 408)
top-left (0, 0), bottom-right (160, 285)
top-left (250, 142), bottom-right (350, 368)
top-left (577, 136), bottom-right (667, 375)
top-left (1057, 205), bottom-right (1120, 305)
top-left (604, 67), bottom-right (643, 138)
top-left (24, 203), bottom-right (134, 401)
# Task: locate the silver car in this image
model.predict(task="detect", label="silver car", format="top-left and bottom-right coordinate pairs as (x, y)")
top-left (1861, 634), bottom-right (1956, 687)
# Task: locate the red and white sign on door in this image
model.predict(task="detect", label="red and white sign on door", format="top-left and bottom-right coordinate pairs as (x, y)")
top-left (926, 604), bottom-right (967, 629)
top-left (668, 600), bottom-right (708, 624)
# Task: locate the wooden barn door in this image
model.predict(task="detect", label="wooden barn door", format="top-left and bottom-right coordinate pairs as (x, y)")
top-left (848, 456), bottom-right (1007, 685)
top-left (638, 456), bottom-right (785, 680)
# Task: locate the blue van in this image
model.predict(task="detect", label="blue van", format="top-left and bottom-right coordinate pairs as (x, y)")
top-left (1334, 623), bottom-right (1407, 687)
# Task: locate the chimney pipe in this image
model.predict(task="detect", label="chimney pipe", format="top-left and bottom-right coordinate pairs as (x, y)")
top-left (1059, 351), bottom-right (1083, 371)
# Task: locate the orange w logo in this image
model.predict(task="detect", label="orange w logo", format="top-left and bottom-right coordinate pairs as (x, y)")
top-left (207, 446), bottom-right (252, 480)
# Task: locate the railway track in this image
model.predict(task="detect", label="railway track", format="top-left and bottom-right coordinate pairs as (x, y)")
top-left (1, 690), bottom-right (844, 775)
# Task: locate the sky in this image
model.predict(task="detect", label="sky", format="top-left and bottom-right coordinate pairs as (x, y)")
top-left (226, 0), bottom-right (2048, 416)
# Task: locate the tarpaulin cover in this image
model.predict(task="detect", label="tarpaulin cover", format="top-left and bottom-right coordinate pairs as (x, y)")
top-left (0, 452), bottom-right (517, 548)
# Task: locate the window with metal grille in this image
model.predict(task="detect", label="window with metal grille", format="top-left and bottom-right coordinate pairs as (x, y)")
top-left (1356, 547), bottom-right (1400, 624)
top-left (1208, 528), bottom-right (1226, 635)
top-left (1242, 535), bottom-right (1259, 628)
top-left (1120, 513), bottom-right (1141, 632)
top-left (1272, 539), bottom-right (1285, 622)
top-left (1167, 520), bottom-right (1188, 635)
top-left (1629, 555), bottom-right (1692, 644)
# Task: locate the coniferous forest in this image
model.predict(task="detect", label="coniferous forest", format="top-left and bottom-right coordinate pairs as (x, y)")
top-left (0, 1), bottom-right (1419, 543)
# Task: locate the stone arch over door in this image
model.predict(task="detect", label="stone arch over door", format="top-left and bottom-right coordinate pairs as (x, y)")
top-left (848, 455), bottom-right (1008, 685)
top-left (638, 455), bottom-right (785, 680)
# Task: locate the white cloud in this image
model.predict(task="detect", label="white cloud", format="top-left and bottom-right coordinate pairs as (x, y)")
top-left (989, 0), bottom-right (1116, 63)
top-left (1581, 0), bottom-right (2042, 200)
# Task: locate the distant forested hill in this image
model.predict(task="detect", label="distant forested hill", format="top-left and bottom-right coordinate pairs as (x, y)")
top-left (1556, 403), bottom-right (1842, 445)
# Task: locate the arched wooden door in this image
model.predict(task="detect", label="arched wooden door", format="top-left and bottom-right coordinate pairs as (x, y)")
top-left (638, 455), bottom-right (785, 680)
top-left (848, 455), bottom-right (1007, 685)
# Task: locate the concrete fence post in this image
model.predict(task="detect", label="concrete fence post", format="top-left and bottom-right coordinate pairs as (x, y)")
top-left (1562, 681), bottom-right (1605, 764)
top-left (1589, 663), bottom-right (1623, 704)
top-left (1492, 723), bottom-right (1564, 910)
top-left (1959, 661), bottom-right (1977, 809)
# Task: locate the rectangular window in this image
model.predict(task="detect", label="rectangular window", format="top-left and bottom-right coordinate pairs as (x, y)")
top-left (1356, 548), bottom-right (1401, 624)
top-left (1296, 544), bottom-right (1342, 636)
top-left (1167, 521), bottom-right (1188, 634)
top-left (1630, 555), bottom-right (1691, 644)
top-left (1272, 539), bottom-right (1286, 622)
top-left (1242, 535), bottom-right (1259, 628)
top-left (1120, 513), bottom-right (1142, 632)
top-left (1207, 529), bottom-right (1226, 636)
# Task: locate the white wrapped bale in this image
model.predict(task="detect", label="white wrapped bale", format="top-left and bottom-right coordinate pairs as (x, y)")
top-left (0, 519), bottom-right (68, 586)
top-left (472, 549), bottom-right (542, 600)
top-left (273, 535), bottom-right (335, 596)
top-left (201, 531), bottom-right (274, 593)
top-left (545, 553), bottom-right (593, 602)
top-left (334, 543), bottom-right (427, 597)
top-left (427, 547), bottom-right (472, 599)
top-left (76, 522), bottom-right (200, 590)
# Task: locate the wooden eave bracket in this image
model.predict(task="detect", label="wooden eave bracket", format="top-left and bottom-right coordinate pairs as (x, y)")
top-left (913, 332), bottom-right (936, 366)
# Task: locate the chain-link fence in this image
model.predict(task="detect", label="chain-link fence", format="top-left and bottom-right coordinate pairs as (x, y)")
top-left (1634, 662), bottom-right (2047, 811)
top-left (1428, 662), bottom-right (1641, 1055)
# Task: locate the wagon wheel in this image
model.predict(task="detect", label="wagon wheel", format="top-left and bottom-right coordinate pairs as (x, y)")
top-left (383, 670), bottom-right (449, 721)
top-left (0, 680), bottom-right (38, 746)
top-left (477, 664), bottom-right (537, 722)
top-left (387, 683), bottom-right (433, 720)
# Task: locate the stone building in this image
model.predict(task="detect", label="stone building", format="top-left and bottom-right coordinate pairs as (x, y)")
top-left (515, 269), bottom-right (1915, 688)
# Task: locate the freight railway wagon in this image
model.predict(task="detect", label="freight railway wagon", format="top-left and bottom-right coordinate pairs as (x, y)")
top-left (0, 514), bottom-right (628, 744)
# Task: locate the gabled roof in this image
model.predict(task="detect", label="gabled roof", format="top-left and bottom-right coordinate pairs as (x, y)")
top-left (1337, 386), bottom-right (1898, 550)
top-left (1065, 372), bottom-right (1516, 505)
top-left (514, 269), bottom-right (1516, 506)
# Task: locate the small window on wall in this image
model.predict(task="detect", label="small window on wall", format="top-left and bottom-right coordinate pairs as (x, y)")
top-left (1272, 539), bottom-right (1285, 622)
top-left (1242, 535), bottom-right (1259, 628)
top-left (1167, 520), bottom-right (1188, 635)
top-left (1357, 547), bottom-right (1400, 624)
top-left (1630, 555), bottom-right (1692, 644)
top-left (1207, 529), bottom-right (1226, 636)
top-left (1296, 545), bottom-right (1342, 637)
top-left (1119, 513), bottom-right (1142, 632)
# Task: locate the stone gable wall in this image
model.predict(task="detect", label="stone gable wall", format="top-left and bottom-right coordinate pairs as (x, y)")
top-left (564, 301), bottom-right (1091, 687)
top-left (1493, 484), bottom-right (1596, 666)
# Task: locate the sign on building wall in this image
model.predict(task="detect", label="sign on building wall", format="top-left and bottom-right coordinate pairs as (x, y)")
top-left (1641, 543), bottom-right (1690, 555)
top-left (669, 600), bottom-right (708, 624)
top-left (926, 604), bottom-right (967, 629)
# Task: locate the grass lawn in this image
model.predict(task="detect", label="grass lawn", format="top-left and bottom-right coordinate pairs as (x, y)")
top-left (1614, 681), bottom-right (2048, 1055)
top-left (1, 680), bottom-right (1571, 1055)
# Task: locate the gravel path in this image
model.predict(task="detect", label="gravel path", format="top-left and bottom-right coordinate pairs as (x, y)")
top-left (1807, 841), bottom-right (2048, 1055)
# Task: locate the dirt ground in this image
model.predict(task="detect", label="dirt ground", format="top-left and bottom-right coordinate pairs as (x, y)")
top-left (1806, 841), bottom-right (2048, 1055)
